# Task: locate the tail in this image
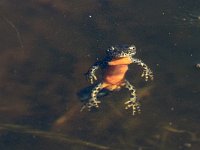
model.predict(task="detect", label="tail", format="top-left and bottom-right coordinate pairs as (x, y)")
top-left (77, 84), bottom-right (111, 102)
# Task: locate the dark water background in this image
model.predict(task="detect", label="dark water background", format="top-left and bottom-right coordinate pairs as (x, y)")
top-left (0, 0), bottom-right (200, 150)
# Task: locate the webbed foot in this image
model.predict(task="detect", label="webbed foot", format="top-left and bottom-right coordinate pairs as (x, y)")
top-left (125, 99), bottom-right (141, 115)
top-left (81, 99), bottom-right (101, 111)
top-left (141, 68), bottom-right (154, 81)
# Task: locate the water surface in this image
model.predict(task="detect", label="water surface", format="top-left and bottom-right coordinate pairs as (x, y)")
top-left (0, 0), bottom-right (200, 150)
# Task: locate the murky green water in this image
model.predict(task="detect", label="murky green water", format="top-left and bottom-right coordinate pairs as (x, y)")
top-left (0, 0), bottom-right (200, 150)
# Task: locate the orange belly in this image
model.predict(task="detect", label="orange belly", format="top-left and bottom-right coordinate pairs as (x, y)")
top-left (101, 57), bottom-right (132, 91)
top-left (103, 65), bottom-right (128, 85)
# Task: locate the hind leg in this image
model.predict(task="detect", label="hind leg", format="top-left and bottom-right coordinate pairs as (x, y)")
top-left (81, 82), bottom-right (103, 111)
top-left (123, 80), bottom-right (141, 115)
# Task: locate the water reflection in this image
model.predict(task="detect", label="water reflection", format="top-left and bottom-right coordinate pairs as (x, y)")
top-left (0, 0), bottom-right (200, 150)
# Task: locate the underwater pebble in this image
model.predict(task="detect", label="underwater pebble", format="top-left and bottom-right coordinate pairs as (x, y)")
top-left (184, 143), bottom-right (192, 148)
top-left (196, 63), bottom-right (200, 69)
top-left (138, 147), bottom-right (143, 150)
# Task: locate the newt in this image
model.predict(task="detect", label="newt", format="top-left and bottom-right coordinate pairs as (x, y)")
top-left (79, 44), bottom-right (154, 115)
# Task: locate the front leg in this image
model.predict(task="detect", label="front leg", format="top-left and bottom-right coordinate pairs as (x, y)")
top-left (123, 80), bottom-right (141, 115)
top-left (81, 83), bottom-right (102, 111)
top-left (85, 57), bottom-right (111, 84)
top-left (132, 58), bottom-right (154, 81)
top-left (85, 63), bottom-right (100, 84)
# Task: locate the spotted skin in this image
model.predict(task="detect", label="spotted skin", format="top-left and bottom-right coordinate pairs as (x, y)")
top-left (123, 80), bottom-right (141, 115)
top-left (81, 83), bottom-right (103, 111)
top-left (131, 58), bottom-right (154, 81)
top-left (83, 44), bottom-right (153, 115)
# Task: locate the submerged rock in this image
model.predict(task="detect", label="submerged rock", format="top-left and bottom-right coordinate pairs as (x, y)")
top-left (195, 63), bottom-right (200, 69)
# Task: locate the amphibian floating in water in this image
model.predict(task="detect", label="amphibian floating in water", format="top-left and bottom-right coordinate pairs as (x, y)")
top-left (80, 44), bottom-right (154, 115)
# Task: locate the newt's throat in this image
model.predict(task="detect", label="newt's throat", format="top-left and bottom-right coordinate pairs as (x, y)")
top-left (108, 57), bottom-right (132, 65)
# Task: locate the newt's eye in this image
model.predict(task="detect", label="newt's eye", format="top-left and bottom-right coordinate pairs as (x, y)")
top-left (129, 46), bottom-right (135, 50)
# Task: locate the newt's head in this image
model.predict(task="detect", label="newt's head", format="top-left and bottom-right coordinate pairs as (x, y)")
top-left (106, 44), bottom-right (136, 58)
